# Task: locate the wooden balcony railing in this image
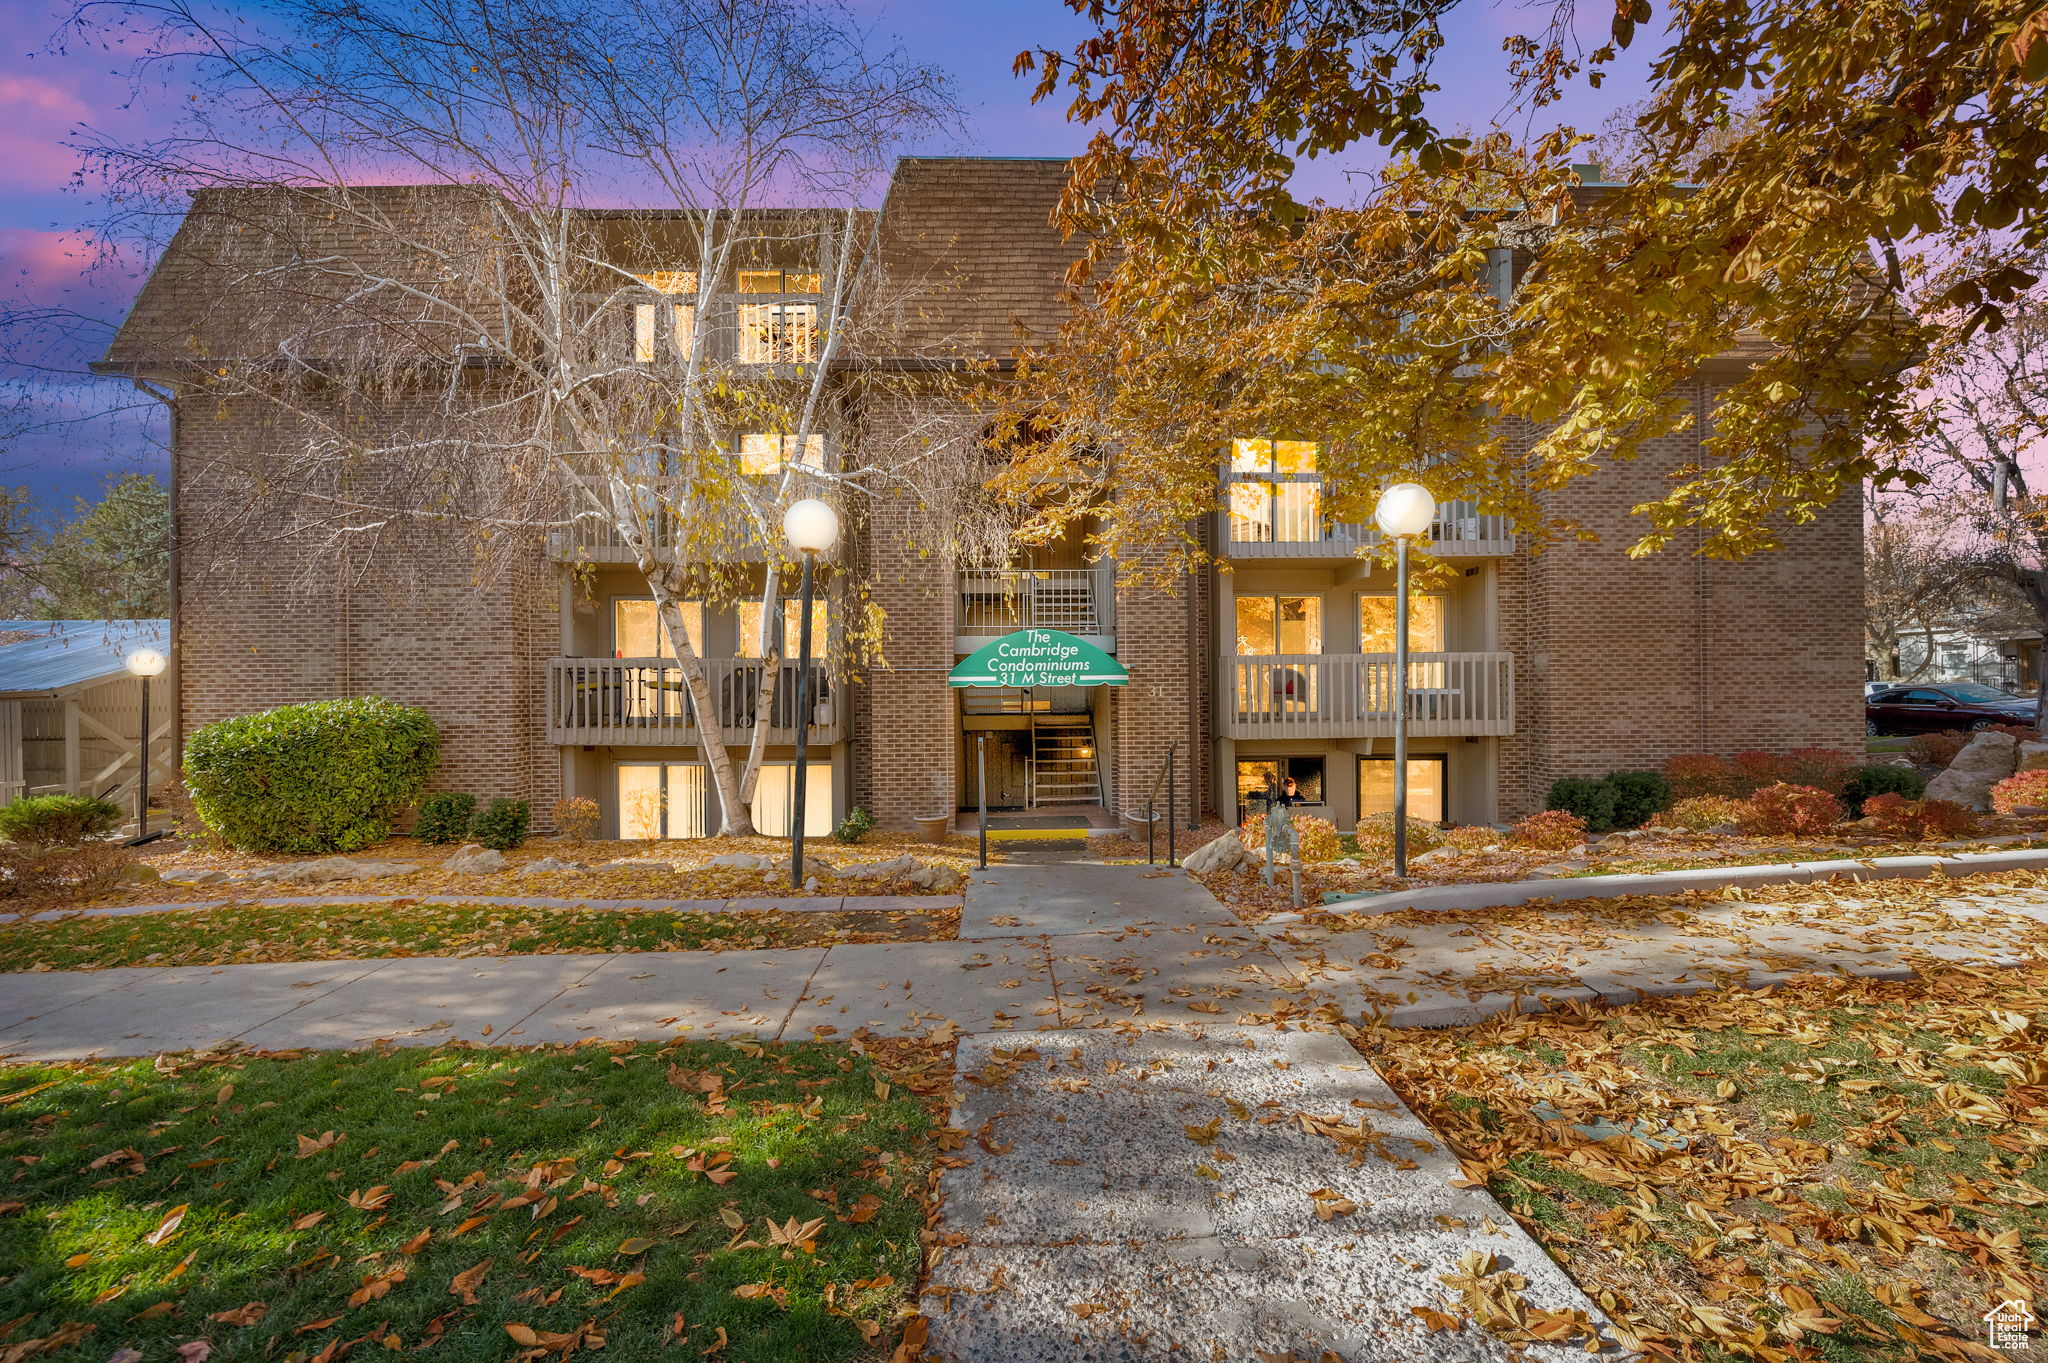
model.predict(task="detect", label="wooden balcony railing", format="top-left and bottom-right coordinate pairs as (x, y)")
top-left (547, 657), bottom-right (841, 746)
top-left (548, 477), bottom-right (834, 564)
top-left (1222, 652), bottom-right (1515, 738)
top-left (1222, 488), bottom-right (1514, 558)
top-left (956, 567), bottom-right (1115, 640)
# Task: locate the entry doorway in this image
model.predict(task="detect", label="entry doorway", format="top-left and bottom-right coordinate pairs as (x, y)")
top-left (960, 730), bottom-right (1030, 810)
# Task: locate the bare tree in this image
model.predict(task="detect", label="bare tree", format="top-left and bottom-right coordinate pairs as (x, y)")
top-left (1864, 499), bottom-right (1967, 681)
top-left (1888, 254), bottom-right (2048, 718)
top-left (74, 0), bottom-right (1001, 834)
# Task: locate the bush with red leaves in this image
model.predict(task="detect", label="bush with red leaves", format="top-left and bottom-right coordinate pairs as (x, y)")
top-left (1864, 793), bottom-right (1980, 840)
top-left (1511, 809), bottom-right (1587, 851)
top-left (1663, 754), bottom-right (1733, 800)
top-left (1738, 783), bottom-right (1846, 837)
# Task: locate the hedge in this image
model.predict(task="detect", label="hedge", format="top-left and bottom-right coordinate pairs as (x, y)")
top-left (183, 698), bottom-right (440, 853)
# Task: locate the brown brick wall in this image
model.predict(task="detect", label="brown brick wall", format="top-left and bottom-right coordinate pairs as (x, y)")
top-left (174, 392), bottom-right (558, 821)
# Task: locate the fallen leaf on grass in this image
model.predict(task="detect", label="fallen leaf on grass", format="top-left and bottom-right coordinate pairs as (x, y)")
top-left (142, 1204), bottom-right (188, 1247)
top-left (449, 1259), bottom-right (491, 1304)
top-left (207, 1303), bottom-right (266, 1327)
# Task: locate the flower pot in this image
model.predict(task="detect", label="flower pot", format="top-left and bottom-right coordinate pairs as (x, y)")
top-left (1123, 809), bottom-right (1155, 843)
top-left (914, 815), bottom-right (952, 843)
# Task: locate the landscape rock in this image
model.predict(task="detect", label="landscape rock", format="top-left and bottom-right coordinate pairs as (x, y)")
top-left (243, 856), bottom-right (424, 884)
top-left (117, 862), bottom-right (163, 885)
top-left (1407, 847), bottom-right (1460, 867)
top-left (905, 864), bottom-right (965, 892)
top-left (706, 853), bottom-right (773, 870)
top-left (1180, 830), bottom-right (1251, 875)
top-left (1925, 730), bottom-right (2021, 811)
top-left (836, 854), bottom-right (917, 881)
top-left (600, 858), bottom-right (675, 873)
top-left (163, 868), bottom-right (232, 887)
top-left (519, 857), bottom-right (588, 874)
top-left (2020, 740), bottom-right (2048, 772)
top-left (443, 844), bottom-right (507, 874)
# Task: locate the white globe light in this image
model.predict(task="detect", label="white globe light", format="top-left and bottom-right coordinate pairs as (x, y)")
top-left (124, 647), bottom-right (167, 678)
top-left (1374, 482), bottom-right (1438, 538)
top-left (782, 498), bottom-right (840, 553)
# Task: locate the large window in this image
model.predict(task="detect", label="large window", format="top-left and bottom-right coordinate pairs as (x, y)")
top-left (630, 270), bottom-right (697, 364)
top-left (1358, 755), bottom-right (1447, 824)
top-left (739, 432), bottom-right (827, 476)
top-left (1235, 595), bottom-right (1323, 655)
top-left (1227, 439), bottom-right (1320, 543)
top-left (1358, 595), bottom-right (1445, 653)
top-left (1236, 757), bottom-right (1325, 823)
top-left (751, 762), bottom-right (832, 837)
top-left (736, 598), bottom-right (828, 658)
top-left (617, 763), bottom-right (710, 840)
top-left (736, 270), bottom-right (823, 364)
top-left (613, 598), bottom-right (703, 658)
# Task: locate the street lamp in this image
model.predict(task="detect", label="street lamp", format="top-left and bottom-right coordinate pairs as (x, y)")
top-left (124, 647), bottom-right (167, 844)
top-left (1374, 482), bottom-right (1436, 878)
top-left (782, 498), bottom-right (839, 889)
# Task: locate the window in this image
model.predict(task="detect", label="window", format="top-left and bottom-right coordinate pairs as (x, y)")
top-left (1235, 595), bottom-right (1323, 655)
top-left (751, 762), bottom-right (831, 837)
top-left (616, 763), bottom-right (710, 840)
top-left (737, 269), bottom-right (822, 294)
top-left (630, 271), bottom-right (697, 363)
top-left (1236, 757), bottom-right (1325, 823)
top-left (737, 302), bottom-right (821, 363)
top-left (1358, 755), bottom-right (1447, 824)
top-left (736, 598), bottom-right (828, 658)
top-left (739, 432), bottom-right (827, 475)
top-left (1227, 438), bottom-right (1320, 543)
top-left (613, 598), bottom-right (702, 658)
top-left (1358, 595), bottom-right (1445, 653)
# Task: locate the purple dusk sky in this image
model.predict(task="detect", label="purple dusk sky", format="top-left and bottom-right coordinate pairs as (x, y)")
top-left (0, 0), bottom-right (1653, 510)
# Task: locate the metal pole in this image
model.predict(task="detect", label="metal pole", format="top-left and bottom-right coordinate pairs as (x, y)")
top-left (976, 734), bottom-right (988, 870)
top-left (136, 675), bottom-right (149, 840)
top-left (788, 552), bottom-right (817, 890)
top-left (1147, 800), bottom-right (1156, 865)
top-left (1167, 748), bottom-right (1178, 868)
top-left (1393, 535), bottom-right (1410, 878)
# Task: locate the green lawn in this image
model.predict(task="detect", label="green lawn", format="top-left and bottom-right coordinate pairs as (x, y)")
top-left (0, 1040), bottom-right (941, 1361)
top-left (0, 901), bottom-right (951, 973)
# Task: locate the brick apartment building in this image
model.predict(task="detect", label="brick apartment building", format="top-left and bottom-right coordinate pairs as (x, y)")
top-left (101, 157), bottom-right (1865, 839)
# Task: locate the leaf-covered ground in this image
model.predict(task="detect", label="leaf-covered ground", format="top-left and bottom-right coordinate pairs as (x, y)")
top-left (0, 1038), bottom-right (947, 1361)
top-left (0, 901), bottom-right (958, 973)
top-left (1371, 966), bottom-right (2048, 1362)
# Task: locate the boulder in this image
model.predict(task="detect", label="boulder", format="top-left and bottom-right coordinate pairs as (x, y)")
top-left (837, 854), bottom-right (917, 881)
top-left (1407, 847), bottom-right (1460, 867)
top-left (443, 843), bottom-right (507, 874)
top-left (1181, 830), bottom-right (1251, 875)
top-left (600, 858), bottom-right (676, 873)
top-left (904, 863), bottom-right (965, 892)
top-left (244, 856), bottom-right (423, 884)
top-left (164, 868), bottom-right (232, 887)
top-left (117, 862), bottom-right (164, 885)
top-left (706, 853), bottom-right (773, 870)
top-left (519, 857), bottom-right (588, 874)
top-left (2020, 740), bottom-right (2048, 772)
top-left (1924, 730), bottom-right (2021, 811)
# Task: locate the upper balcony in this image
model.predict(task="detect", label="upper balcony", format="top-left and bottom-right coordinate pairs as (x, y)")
top-left (550, 472), bottom-right (839, 566)
top-left (1221, 651), bottom-right (1515, 739)
top-left (956, 567), bottom-right (1116, 653)
top-left (547, 657), bottom-right (842, 746)
top-left (1221, 479), bottom-right (1513, 560)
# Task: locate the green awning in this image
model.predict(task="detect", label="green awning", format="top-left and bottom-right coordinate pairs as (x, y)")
top-left (948, 628), bottom-right (1129, 688)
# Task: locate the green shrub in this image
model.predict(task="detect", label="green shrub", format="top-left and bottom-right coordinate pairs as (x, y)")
top-left (1546, 777), bottom-right (1619, 833)
top-left (1604, 770), bottom-right (1672, 829)
top-left (0, 794), bottom-right (122, 846)
top-left (1840, 764), bottom-right (1927, 816)
top-left (415, 793), bottom-right (477, 845)
top-left (183, 698), bottom-right (440, 854)
top-left (470, 797), bottom-right (530, 851)
top-left (832, 805), bottom-right (877, 844)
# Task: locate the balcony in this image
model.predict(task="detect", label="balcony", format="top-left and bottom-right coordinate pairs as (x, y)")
top-left (548, 657), bottom-right (842, 746)
top-left (1222, 484), bottom-right (1513, 559)
top-left (956, 568), bottom-right (1115, 651)
top-left (1221, 652), bottom-right (1515, 739)
top-left (549, 477), bottom-right (836, 565)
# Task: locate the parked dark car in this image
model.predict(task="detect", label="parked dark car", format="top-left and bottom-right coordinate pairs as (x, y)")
top-left (1865, 682), bottom-right (2039, 735)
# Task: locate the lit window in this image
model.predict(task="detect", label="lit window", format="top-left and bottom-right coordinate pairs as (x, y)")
top-left (1234, 595), bottom-right (1323, 655)
top-left (629, 270), bottom-right (698, 364)
top-left (1227, 439), bottom-right (1321, 542)
top-left (613, 599), bottom-right (703, 658)
top-left (738, 302), bottom-right (820, 363)
top-left (617, 763), bottom-right (710, 840)
top-left (1358, 595), bottom-right (1445, 652)
top-left (738, 269), bottom-right (821, 294)
top-left (737, 599), bottom-right (828, 658)
top-left (739, 432), bottom-right (827, 475)
top-left (1358, 755), bottom-right (1447, 823)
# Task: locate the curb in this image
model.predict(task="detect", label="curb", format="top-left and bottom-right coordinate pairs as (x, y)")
top-left (1313, 847), bottom-right (2048, 917)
